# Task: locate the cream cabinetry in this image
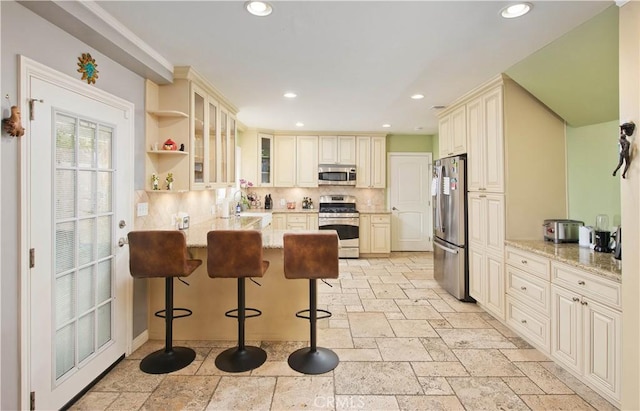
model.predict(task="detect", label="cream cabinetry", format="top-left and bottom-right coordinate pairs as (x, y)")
top-left (145, 67), bottom-right (237, 191)
top-left (356, 136), bottom-right (386, 188)
top-left (272, 212), bottom-right (318, 230)
top-left (273, 135), bottom-right (318, 188)
top-left (438, 105), bottom-right (466, 158)
top-left (550, 261), bottom-right (621, 405)
top-left (319, 135), bottom-right (356, 164)
top-left (359, 214), bottom-right (391, 255)
top-left (239, 131), bottom-right (273, 187)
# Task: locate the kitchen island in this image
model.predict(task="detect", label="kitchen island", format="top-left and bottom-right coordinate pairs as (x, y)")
top-left (147, 217), bottom-right (319, 341)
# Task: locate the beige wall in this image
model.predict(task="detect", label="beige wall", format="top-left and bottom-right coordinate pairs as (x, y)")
top-left (619, 3), bottom-right (640, 410)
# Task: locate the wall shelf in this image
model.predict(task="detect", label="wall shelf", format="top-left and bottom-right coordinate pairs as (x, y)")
top-left (146, 150), bottom-right (189, 155)
top-left (147, 110), bottom-right (188, 118)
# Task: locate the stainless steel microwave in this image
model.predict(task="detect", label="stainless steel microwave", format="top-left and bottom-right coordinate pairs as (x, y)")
top-left (318, 164), bottom-right (357, 186)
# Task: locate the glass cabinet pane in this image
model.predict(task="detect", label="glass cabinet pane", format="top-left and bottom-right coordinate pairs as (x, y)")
top-left (260, 135), bottom-right (272, 185)
top-left (193, 91), bottom-right (205, 184)
top-left (220, 111), bottom-right (228, 182)
top-left (229, 117), bottom-right (236, 183)
top-left (208, 101), bottom-right (217, 184)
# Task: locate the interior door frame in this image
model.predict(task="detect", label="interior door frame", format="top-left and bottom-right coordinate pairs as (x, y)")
top-left (387, 151), bottom-right (433, 251)
top-left (18, 56), bottom-right (135, 409)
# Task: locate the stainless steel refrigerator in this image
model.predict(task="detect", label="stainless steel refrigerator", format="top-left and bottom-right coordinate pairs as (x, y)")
top-left (433, 155), bottom-right (473, 301)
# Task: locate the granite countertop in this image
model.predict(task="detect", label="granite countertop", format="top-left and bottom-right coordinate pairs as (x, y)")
top-left (182, 217), bottom-right (322, 249)
top-left (358, 208), bottom-right (391, 214)
top-left (270, 208), bottom-right (318, 214)
top-left (505, 240), bottom-right (622, 283)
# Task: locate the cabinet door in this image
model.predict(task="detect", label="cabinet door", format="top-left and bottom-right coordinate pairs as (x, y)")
top-left (451, 105), bottom-right (467, 155)
top-left (356, 136), bottom-right (372, 188)
top-left (583, 299), bottom-right (621, 401)
top-left (466, 97), bottom-right (484, 191)
top-left (191, 87), bottom-right (206, 187)
top-left (228, 116), bottom-right (236, 183)
top-left (296, 136), bottom-right (318, 187)
top-left (438, 115), bottom-right (452, 158)
top-left (467, 193), bottom-right (485, 246)
top-left (371, 136), bottom-right (386, 188)
top-left (485, 194), bottom-right (505, 255)
top-left (207, 98), bottom-right (218, 185)
top-left (371, 223), bottom-right (390, 253)
top-left (272, 214), bottom-right (286, 230)
top-left (551, 285), bottom-right (582, 374)
top-left (274, 136), bottom-right (296, 187)
top-left (359, 214), bottom-right (371, 254)
top-left (338, 136), bottom-right (356, 164)
top-left (319, 135), bottom-right (338, 164)
top-left (483, 86), bottom-right (504, 192)
top-left (219, 109), bottom-right (228, 183)
top-left (484, 252), bottom-right (505, 320)
top-left (307, 213), bottom-right (318, 229)
top-left (469, 245), bottom-right (485, 303)
top-left (259, 133), bottom-right (273, 187)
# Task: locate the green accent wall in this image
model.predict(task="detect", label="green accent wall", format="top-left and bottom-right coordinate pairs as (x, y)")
top-left (567, 120), bottom-right (621, 228)
top-left (387, 134), bottom-right (434, 153)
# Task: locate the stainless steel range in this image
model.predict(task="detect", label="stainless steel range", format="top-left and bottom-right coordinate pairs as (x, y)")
top-left (318, 195), bottom-right (359, 258)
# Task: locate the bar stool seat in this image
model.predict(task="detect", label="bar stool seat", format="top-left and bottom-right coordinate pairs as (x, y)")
top-left (207, 230), bottom-right (269, 372)
top-left (283, 231), bottom-right (340, 374)
top-left (128, 230), bottom-right (202, 374)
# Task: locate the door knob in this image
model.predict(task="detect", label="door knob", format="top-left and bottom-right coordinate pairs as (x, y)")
top-left (392, 207), bottom-right (399, 211)
top-left (119, 220), bottom-right (127, 229)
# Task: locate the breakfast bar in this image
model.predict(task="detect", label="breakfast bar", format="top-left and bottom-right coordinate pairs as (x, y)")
top-left (146, 217), bottom-right (317, 341)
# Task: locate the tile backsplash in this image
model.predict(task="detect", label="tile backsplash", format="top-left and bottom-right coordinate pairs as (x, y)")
top-left (134, 186), bottom-right (386, 229)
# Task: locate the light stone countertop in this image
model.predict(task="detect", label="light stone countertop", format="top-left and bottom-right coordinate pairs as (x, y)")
top-left (358, 208), bottom-right (391, 214)
top-left (505, 240), bottom-right (622, 283)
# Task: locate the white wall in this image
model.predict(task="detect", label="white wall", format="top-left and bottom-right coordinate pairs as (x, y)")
top-left (619, 3), bottom-right (640, 409)
top-left (1, 2), bottom-right (145, 409)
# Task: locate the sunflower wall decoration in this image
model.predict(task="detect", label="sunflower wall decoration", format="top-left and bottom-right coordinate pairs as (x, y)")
top-left (77, 53), bottom-right (99, 84)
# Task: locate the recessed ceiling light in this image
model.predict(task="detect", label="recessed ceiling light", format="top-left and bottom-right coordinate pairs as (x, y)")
top-left (414, 126), bottom-right (424, 131)
top-left (295, 122), bottom-right (304, 127)
top-left (500, 3), bottom-right (532, 19)
top-left (411, 94), bottom-right (425, 100)
top-left (283, 92), bottom-right (297, 98)
top-left (382, 124), bottom-right (391, 128)
top-left (245, 1), bottom-right (273, 17)
top-left (431, 105), bottom-right (446, 110)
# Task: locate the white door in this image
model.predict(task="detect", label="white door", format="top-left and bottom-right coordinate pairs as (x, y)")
top-left (23, 58), bottom-right (133, 410)
top-left (389, 153), bottom-right (432, 251)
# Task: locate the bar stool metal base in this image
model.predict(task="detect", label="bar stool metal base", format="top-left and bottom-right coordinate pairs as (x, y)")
top-left (215, 346), bottom-right (267, 373)
top-left (140, 347), bottom-right (196, 374)
top-left (287, 347), bottom-right (339, 375)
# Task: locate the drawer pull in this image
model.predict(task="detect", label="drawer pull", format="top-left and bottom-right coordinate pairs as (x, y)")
top-left (521, 319), bottom-right (527, 324)
top-left (581, 301), bottom-right (588, 306)
top-left (521, 260), bottom-right (528, 264)
top-left (578, 280), bottom-right (586, 285)
top-left (520, 286), bottom-right (527, 291)
top-left (572, 297), bottom-right (580, 302)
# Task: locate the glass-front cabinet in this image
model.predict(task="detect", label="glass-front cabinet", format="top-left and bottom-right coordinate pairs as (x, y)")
top-left (260, 133), bottom-right (273, 186)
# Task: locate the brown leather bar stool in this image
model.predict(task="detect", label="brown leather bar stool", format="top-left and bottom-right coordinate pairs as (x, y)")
top-left (127, 230), bottom-right (202, 374)
top-left (283, 231), bottom-right (340, 374)
top-left (207, 230), bottom-right (269, 372)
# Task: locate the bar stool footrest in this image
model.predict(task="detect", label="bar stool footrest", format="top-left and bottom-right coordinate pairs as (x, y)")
top-left (154, 307), bottom-right (193, 319)
top-left (224, 307), bottom-right (262, 319)
top-left (288, 347), bottom-right (339, 375)
top-left (295, 308), bottom-right (332, 321)
top-left (140, 346), bottom-right (196, 374)
top-left (215, 346), bottom-right (267, 373)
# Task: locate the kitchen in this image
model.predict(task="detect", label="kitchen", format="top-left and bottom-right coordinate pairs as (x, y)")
top-left (2, 1), bottom-right (639, 410)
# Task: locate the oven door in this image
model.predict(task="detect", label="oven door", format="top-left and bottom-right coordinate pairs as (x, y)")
top-left (319, 216), bottom-right (359, 247)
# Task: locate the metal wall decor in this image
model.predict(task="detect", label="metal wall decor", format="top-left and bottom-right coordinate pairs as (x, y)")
top-left (77, 53), bottom-right (99, 84)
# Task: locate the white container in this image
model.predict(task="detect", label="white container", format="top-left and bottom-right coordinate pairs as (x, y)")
top-left (579, 226), bottom-right (595, 248)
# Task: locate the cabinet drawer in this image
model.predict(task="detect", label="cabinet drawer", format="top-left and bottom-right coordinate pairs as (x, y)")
top-left (287, 215), bottom-right (308, 223)
top-left (551, 262), bottom-right (621, 310)
top-left (505, 247), bottom-right (550, 280)
top-left (506, 266), bottom-right (550, 316)
top-left (506, 296), bottom-right (550, 354)
top-left (371, 214), bottom-right (390, 224)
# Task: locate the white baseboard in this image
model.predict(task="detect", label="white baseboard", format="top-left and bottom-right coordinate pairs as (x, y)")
top-left (131, 330), bottom-right (149, 354)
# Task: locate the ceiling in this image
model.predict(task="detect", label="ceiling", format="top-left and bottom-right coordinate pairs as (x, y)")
top-left (84, 1), bottom-right (614, 135)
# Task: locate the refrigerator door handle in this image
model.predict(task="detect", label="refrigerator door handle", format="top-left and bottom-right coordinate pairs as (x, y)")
top-left (434, 239), bottom-right (459, 254)
top-left (437, 165), bottom-right (446, 233)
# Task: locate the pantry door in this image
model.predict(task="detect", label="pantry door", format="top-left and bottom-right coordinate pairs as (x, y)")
top-left (22, 57), bottom-right (133, 410)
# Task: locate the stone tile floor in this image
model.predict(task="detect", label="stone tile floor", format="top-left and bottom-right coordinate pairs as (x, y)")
top-left (71, 252), bottom-right (618, 411)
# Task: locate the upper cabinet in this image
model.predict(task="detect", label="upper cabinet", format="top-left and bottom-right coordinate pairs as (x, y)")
top-left (145, 67), bottom-right (237, 191)
top-left (273, 135), bottom-right (318, 187)
top-left (438, 105), bottom-right (466, 158)
top-left (319, 135), bottom-right (356, 165)
top-left (356, 136), bottom-right (386, 188)
top-left (239, 131), bottom-right (273, 187)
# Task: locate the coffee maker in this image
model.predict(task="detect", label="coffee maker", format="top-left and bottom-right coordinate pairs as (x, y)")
top-left (594, 214), bottom-right (610, 253)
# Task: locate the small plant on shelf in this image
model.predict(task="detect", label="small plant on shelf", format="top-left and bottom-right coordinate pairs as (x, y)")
top-left (165, 173), bottom-right (174, 190)
top-left (151, 173), bottom-right (159, 190)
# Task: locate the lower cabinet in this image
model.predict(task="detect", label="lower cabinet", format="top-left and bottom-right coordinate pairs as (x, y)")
top-left (272, 212), bottom-right (318, 230)
top-left (469, 245), bottom-right (504, 320)
top-left (359, 213), bottom-right (390, 255)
